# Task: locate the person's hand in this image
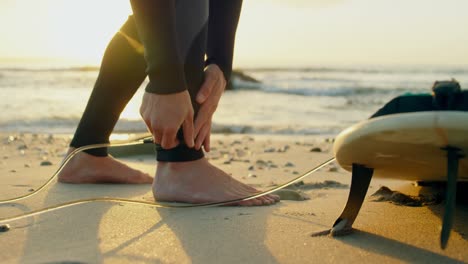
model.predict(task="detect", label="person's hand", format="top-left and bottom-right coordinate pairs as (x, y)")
top-left (194, 64), bottom-right (227, 152)
top-left (140, 90), bottom-right (195, 149)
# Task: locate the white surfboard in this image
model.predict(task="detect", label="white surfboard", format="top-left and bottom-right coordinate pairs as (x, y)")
top-left (333, 111), bottom-right (468, 182)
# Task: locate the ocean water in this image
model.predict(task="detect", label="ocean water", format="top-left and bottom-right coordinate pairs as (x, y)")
top-left (1, 61), bottom-right (467, 136)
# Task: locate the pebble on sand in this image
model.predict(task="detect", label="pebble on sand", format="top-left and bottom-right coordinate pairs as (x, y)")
top-left (310, 147), bottom-right (322, 152)
top-left (247, 173), bottom-right (257, 178)
top-left (371, 186), bottom-right (440, 207)
top-left (17, 144), bottom-right (28, 150)
top-left (276, 145), bottom-right (290, 153)
top-left (264, 147), bottom-right (276, 153)
top-left (231, 140), bottom-right (242, 146)
top-left (284, 162), bottom-right (295, 167)
top-left (273, 189), bottom-right (309, 201)
top-left (0, 224), bottom-right (10, 232)
top-left (328, 166), bottom-right (339, 172)
top-left (40, 160), bottom-right (53, 166)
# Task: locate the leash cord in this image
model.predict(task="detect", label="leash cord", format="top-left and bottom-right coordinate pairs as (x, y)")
top-left (0, 135), bottom-right (335, 224)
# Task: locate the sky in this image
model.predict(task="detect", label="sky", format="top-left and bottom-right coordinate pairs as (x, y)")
top-left (0, 0), bottom-right (467, 67)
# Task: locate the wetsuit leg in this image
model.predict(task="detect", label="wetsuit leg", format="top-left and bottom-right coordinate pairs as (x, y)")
top-left (153, 1), bottom-right (208, 162)
top-left (69, 16), bottom-right (147, 156)
top-left (129, 0), bottom-right (209, 161)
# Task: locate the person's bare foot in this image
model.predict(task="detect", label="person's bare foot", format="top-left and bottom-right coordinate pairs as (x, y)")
top-left (58, 148), bottom-right (153, 184)
top-left (153, 158), bottom-right (280, 206)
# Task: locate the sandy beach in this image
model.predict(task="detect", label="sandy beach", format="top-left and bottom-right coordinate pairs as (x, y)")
top-left (0, 132), bottom-right (467, 263)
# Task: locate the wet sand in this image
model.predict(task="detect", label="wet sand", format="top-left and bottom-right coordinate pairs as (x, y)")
top-left (0, 133), bottom-right (467, 263)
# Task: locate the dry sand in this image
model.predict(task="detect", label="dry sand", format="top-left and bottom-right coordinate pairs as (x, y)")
top-left (0, 133), bottom-right (467, 263)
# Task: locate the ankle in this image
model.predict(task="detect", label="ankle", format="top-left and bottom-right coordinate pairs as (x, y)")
top-left (157, 158), bottom-right (205, 170)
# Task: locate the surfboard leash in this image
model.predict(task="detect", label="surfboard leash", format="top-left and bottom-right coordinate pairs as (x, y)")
top-left (0, 135), bottom-right (335, 224)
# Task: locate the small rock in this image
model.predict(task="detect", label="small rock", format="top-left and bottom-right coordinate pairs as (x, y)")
top-left (248, 165), bottom-right (255, 171)
top-left (293, 181), bottom-right (305, 187)
top-left (273, 189), bottom-right (309, 201)
top-left (277, 145), bottom-right (290, 152)
top-left (264, 147), bottom-right (276, 153)
top-left (24, 164), bottom-right (30, 168)
top-left (3, 156), bottom-right (8, 160)
top-left (0, 224), bottom-right (10, 232)
top-left (10, 169), bottom-right (16, 173)
top-left (223, 160), bottom-right (232, 165)
top-left (40, 160), bottom-right (53, 166)
top-left (310, 147), bottom-right (322, 152)
top-left (243, 136), bottom-right (254, 142)
top-left (28, 188), bottom-right (34, 192)
top-left (248, 173), bottom-right (257, 178)
top-left (256, 159), bottom-right (267, 166)
top-left (235, 149), bottom-right (247, 157)
top-left (284, 162), bottom-right (295, 167)
top-left (328, 166), bottom-right (339, 172)
top-left (231, 140), bottom-right (242, 145)
top-left (238, 212), bottom-right (252, 216)
top-left (292, 171), bottom-right (299, 175)
top-left (269, 164), bottom-right (278, 168)
top-left (17, 144), bottom-right (28, 150)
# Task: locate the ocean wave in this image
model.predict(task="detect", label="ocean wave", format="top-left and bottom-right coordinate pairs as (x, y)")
top-left (243, 66), bottom-right (468, 75)
top-left (249, 84), bottom-right (423, 97)
top-left (2, 64), bottom-right (467, 75)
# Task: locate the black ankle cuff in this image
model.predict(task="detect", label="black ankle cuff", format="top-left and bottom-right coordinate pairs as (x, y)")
top-left (156, 144), bottom-right (204, 162)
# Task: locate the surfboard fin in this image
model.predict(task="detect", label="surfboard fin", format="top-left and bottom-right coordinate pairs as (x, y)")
top-left (440, 146), bottom-right (463, 249)
top-left (311, 164), bottom-right (373, 237)
top-left (432, 79), bottom-right (462, 110)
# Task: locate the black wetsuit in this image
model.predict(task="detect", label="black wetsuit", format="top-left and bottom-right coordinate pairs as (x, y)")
top-left (70, 0), bottom-right (242, 161)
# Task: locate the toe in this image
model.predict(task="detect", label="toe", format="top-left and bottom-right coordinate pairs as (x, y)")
top-left (238, 199), bottom-right (254, 206)
top-left (268, 194), bottom-right (281, 202)
top-left (259, 196), bottom-right (273, 205)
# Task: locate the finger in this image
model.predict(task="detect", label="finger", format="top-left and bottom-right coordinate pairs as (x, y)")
top-left (194, 107), bottom-right (210, 137)
top-left (182, 114), bottom-right (195, 148)
top-left (195, 122), bottom-right (210, 150)
top-left (154, 129), bottom-right (163, 145)
top-left (160, 128), bottom-right (178, 149)
top-left (140, 111), bottom-right (153, 133)
top-left (196, 74), bottom-right (218, 104)
top-left (203, 128), bottom-right (211, 152)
